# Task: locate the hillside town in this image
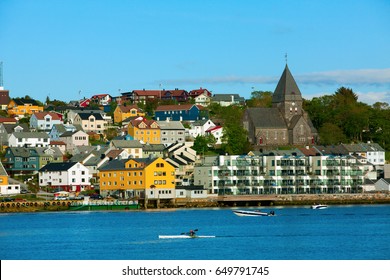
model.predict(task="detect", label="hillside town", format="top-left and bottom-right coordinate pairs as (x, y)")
top-left (1, 65), bottom-right (389, 209)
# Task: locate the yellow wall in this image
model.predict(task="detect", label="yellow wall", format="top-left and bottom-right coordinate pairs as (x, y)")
top-left (7, 100), bottom-right (44, 117)
top-left (0, 175), bottom-right (9, 186)
top-left (98, 158), bottom-right (175, 192)
top-left (114, 106), bottom-right (145, 123)
top-left (128, 124), bottom-right (161, 144)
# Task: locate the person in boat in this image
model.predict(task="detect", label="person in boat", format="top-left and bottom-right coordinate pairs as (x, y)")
top-left (269, 211), bottom-right (275, 216)
top-left (189, 229), bottom-right (196, 236)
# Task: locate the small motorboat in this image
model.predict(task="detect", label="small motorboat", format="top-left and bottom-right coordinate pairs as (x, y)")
top-left (233, 209), bottom-right (275, 217)
top-left (311, 204), bottom-right (328, 210)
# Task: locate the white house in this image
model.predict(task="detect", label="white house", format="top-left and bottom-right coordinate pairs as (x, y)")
top-left (73, 112), bottom-right (108, 134)
top-left (374, 178), bottom-right (390, 191)
top-left (38, 162), bottom-right (92, 192)
top-left (110, 140), bottom-right (143, 158)
top-left (187, 119), bottom-right (216, 139)
top-left (194, 93), bottom-right (211, 107)
top-left (205, 125), bottom-right (224, 145)
top-left (0, 161), bottom-right (21, 195)
top-left (8, 132), bottom-right (50, 147)
top-left (30, 112), bottom-right (63, 131)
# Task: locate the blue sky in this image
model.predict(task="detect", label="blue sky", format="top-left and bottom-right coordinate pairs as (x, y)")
top-left (1, 0), bottom-right (389, 105)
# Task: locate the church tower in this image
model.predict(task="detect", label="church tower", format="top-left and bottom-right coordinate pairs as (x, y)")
top-left (272, 64), bottom-right (303, 125)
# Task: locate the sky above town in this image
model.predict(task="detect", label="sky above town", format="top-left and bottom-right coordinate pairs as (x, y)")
top-left (1, 0), bottom-right (389, 105)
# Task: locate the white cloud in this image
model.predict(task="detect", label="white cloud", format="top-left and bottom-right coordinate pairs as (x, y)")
top-left (161, 68), bottom-right (390, 87)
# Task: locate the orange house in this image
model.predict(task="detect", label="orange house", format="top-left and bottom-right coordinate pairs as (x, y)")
top-left (128, 117), bottom-right (160, 144)
top-left (114, 104), bottom-right (145, 124)
top-left (7, 98), bottom-right (44, 118)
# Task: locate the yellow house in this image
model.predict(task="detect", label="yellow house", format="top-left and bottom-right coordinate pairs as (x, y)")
top-left (7, 98), bottom-right (44, 118)
top-left (128, 117), bottom-right (161, 144)
top-left (98, 157), bottom-right (175, 200)
top-left (114, 104), bottom-right (145, 124)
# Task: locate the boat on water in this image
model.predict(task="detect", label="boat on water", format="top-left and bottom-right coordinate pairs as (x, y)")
top-left (158, 235), bottom-right (216, 239)
top-left (232, 209), bottom-right (275, 217)
top-left (311, 204), bottom-right (328, 210)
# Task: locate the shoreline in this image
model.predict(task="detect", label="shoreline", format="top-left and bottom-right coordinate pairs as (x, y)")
top-left (1, 193), bottom-right (390, 213)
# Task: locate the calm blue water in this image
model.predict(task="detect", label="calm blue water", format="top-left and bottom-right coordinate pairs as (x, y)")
top-left (1, 205), bottom-right (389, 260)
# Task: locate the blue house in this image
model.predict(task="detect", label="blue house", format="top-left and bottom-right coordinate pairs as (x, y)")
top-left (154, 104), bottom-right (207, 122)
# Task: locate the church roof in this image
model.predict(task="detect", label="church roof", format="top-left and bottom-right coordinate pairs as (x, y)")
top-left (246, 108), bottom-right (286, 128)
top-left (272, 64), bottom-right (302, 104)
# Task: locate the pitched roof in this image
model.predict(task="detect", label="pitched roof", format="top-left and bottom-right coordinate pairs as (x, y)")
top-left (206, 126), bottom-right (222, 132)
top-left (12, 131), bottom-right (49, 139)
top-left (111, 140), bottom-right (143, 148)
top-left (11, 98), bottom-right (40, 106)
top-left (32, 112), bottom-right (61, 120)
top-left (130, 117), bottom-right (159, 128)
top-left (0, 161), bottom-right (8, 176)
top-left (99, 157), bottom-right (155, 171)
top-left (189, 88), bottom-right (212, 97)
top-left (117, 104), bottom-right (143, 113)
top-left (155, 104), bottom-right (195, 111)
top-left (272, 64), bottom-right (303, 104)
top-left (39, 162), bottom-right (78, 172)
top-left (246, 108), bottom-right (286, 128)
top-left (76, 112), bottom-right (104, 120)
top-left (0, 117), bottom-right (18, 124)
top-left (156, 120), bottom-right (185, 130)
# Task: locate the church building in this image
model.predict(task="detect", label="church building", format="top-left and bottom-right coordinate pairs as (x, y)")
top-left (243, 64), bottom-right (318, 147)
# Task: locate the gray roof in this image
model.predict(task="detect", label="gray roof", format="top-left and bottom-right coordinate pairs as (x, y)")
top-left (157, 120), bottom-right (185, 130)
top-left (12, 131), bottom-right (49, 139)
top-left (111, 140), bottom-right (143, 148)
top-left (246, 108), bottom-right (286, 128)
top-left (142, 144), bottom-right (166, 152)
top-left (2, 123), bottom-right (29, 134)
top-left (0, 161), bottom-right (8, 176)
top-left (34, 147), bottom-right (63, 157)
top-left (272, 64), bottom-right (303, 104)
top-left (99, 157), bottom-right (155, 171)
top-left (342, 143), bottom-right (385, 153)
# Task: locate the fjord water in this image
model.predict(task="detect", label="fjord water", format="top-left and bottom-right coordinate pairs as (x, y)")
top-left (1, 205), bottom-right (389, 260)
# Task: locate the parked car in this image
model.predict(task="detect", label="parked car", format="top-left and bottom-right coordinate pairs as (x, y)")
top-left (20, 189), bottom-right (28, 194)
top-left (54, 196), bottom-right (68, 200)
top-left (89, 194), bottom-right (103, 200)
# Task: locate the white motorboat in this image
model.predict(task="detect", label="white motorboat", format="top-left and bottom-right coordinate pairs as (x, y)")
top-left (232, 209), bottom-right (275, 217)
top-left (311, 204), bottom-right (328, 210)
top-left (158, 235), bottom-right (216, 239)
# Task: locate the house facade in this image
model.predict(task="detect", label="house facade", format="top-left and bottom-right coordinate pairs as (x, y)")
top-left (59, 130), bottom-right (89, 155)
top-left (7, 98), bottom-right (44, 118)
top-left (128, 117), bottom-right (161, 144)
top-left (154, 104), bottom-right (206, 122)
top-left (91, 94), bottom-right (112, 106)
top-left (194, 152), bottom-right (367, 195)
top-left (3, 146), bottom-right (63, 175)
top-left (212, 94), bottom-right (245, 107)
top-left (8, 132), bottom-right (50, 148)
top-left (73, 112), bottom-right (107, 134)
top-left (205, 125), bottom-right (224, 145)
top-left (157, 119), bottom-right (186, 146)
top-left (110, 140), bottom-right (143, 158)
top-left (98, 157), bottom-right (175, 200)
top-left (30, 112), bottom-right (63, 131)
top-left (187, 119), bottom-right (216, 139)
top-left (39, 162), bottom-right (92, 192)
top-left (0, 161), bottom-right (21, 195)
top-left (113, 104), bottom-right (145, 124)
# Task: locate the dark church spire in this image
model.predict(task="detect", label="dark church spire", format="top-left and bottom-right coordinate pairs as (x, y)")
top-left (272, 64), bottom-right (302, 104)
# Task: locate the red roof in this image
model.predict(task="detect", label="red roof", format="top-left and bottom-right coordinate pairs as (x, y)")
top-left (206, 126), bottom-right (222, 132)
top-left (133, 90), bottom-right (161, 97)
top-left (130, 117), bottom-right (159, 128)
top-left (91, 94), bottom-right (110, 99)
top-left (50, 141), bottom-right (66, 146)
top-left (0, 117), bottom-right (17, 123)
top-left (33, 112), bottom-right (62, 120)
top-left (189, 88), bottom-right (212, 97)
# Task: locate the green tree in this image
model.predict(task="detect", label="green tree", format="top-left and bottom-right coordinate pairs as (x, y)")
top-left (318, 122), bottom-right (348, 145)
top-left (246, 91), bottom-right (273, 108)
